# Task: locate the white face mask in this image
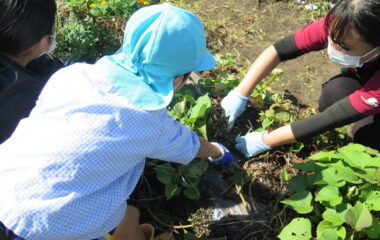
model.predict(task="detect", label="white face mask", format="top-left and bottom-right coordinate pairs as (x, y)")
top-left (327, 40), bottom-right (379, 68)
top-left (40, 34), bottom-right (56, 56)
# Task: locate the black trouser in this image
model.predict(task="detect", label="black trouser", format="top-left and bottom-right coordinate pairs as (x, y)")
top-left (319, 71), bottom-right (380, 150)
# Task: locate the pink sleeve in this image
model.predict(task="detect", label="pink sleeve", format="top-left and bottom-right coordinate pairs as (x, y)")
top-left (349, 71), bottom-right (380, 115)
top-left (294, 17), bottom-right (328, 53)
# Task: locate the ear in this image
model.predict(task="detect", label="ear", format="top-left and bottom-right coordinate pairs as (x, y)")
top-left (173, 75), bottom-right (186, 92)
top-left (33, 36), bottom-right (50, 56)
top-left (173, 75), bottom-right (184, 86)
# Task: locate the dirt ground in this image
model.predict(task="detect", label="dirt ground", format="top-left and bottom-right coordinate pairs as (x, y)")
top-left (182, 0), bottom-right (341, 108)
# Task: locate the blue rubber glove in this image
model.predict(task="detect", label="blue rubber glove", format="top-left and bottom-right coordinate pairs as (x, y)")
top-left (221, 88), bottom-right (249, 131)
top-left (208, 142), bottom-right (234, 166)
top-left (235, 131), bottom-right (272, 158)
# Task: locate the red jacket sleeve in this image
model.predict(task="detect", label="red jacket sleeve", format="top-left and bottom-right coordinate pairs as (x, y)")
top-left (294, 17), bottom-right (328, 53)
top-left (349, 71), bottom-right (380, 115)
top-left (274, 17), bottom-right (329, 61)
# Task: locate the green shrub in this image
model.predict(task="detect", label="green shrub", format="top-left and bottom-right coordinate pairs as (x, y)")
top-left (56, 0), bottom-right (157, 61)
top-left (279, 144), bottom-right (380, 240)
top-left (155, 93), bottom-right (213, 200)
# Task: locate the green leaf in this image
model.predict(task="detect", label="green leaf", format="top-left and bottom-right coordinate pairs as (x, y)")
top-left (278, 218), bottom-right (312, 240)
top-left (365, 146), bottom-right (378, 155)
top-left (194, 119), bottom-right (208, 139)
top-left (231, 170), bottom-right (250, 187)
top-left (181, 159), bottom-right (208, 179)
top-left (181, 176), bottom-right (200, 188)
top-left (314, 168), bottom-right (345, 187)
top-left (322, 203), bottom-right (352, 226)
top-left (315, 185), bottom-right (342, 207)
top-left (331, 161), bottom-right (362, 184)
top-left (362, 190), bottom-right (380, 211)
top-left (276, 111), bottom-right (290, 122)
top-left (287, 175), bottom-right (315, 192)
top-left (317, 220), bottom-right (346, 240)
top-left (155, 163), bottom-right (176, 184)
top-left (339, 150), bottom-right (373, 169)
top-left (271, 67), bottom-right (284, 76)
top-left (363, 216), bottom-right (380, 239)
top-left (290, 142), bottom-right (305, 153)
top-left (188, 94), bottom-right (211, 123)
top-left (280, 168), bottom-right (289, 181)
top-left (165, 181), bottom-right (180, 200)
top-left (368, 156), bottom-right (380, 167)
top-left (366, 147), bottom-right (379, 154)
top-left (316, 220), bottom-right (334, 236)
top-left (344, 202), bottom-right (373, 231)
top-left (168, 100), bottom-right (186, 119)
top-left (338, 143), bottom-right (367, 152)
top-left (183, 186), bottom-right (201, 199)
top-left (293, 161), bottom-right (324, 172)
top-left (356, 168), bottom-right (380, 185)
top-left (265, 108), bottom-right (276, 118)
top-left (308, 151), bottom-right (336, 162)
top-left (317, 229), bottom-right (339, 240)
top-left (281, 191), bottom-right (314, 214)
top-left (262, 117), bottom-right (274, 129)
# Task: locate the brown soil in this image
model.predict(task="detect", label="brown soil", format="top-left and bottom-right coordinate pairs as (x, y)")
top-left (182, 0), bottom-right (341, 108)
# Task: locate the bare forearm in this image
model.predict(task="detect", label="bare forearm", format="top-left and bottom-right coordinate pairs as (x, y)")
top-left (236, 45), bottom-right (281, 97)
top-left (196, 137), bottom-right (222, 158)
top-left (263, 124), bottom-right (296, 147)
top-left (112, 206), bottom-right (145, 240)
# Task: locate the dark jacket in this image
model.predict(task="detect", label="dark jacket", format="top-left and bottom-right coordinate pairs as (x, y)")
top-left (0, 54), bottom-right (74, 143)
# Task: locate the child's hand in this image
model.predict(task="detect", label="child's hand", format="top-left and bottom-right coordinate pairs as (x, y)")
top-left (221, 88), bottom-right (249, 131)
top-left (235, 131), bottom-right (272, 158)
top-left (208, 142), bottom-right (234, 166)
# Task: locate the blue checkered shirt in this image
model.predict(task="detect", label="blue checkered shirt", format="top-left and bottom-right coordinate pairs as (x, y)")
top-left (0, 64), bottom-right (200, 240)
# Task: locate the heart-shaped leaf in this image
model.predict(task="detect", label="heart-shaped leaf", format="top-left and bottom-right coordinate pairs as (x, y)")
top-left (363, 216), bottom-right (380, 239)
top-left (281, 191), bottom-right (314, 214)
top-left (287, 175), bottom-right (315, 192)
top-left (317, 229), bottom-right (339, 240)
top-left (317, 220), bottom-right (346, 240)
top-left (322, 203), bottom-right (352, 226)
top-left (278, 218), bottom-right (312, 240)
top-left (315, 185), bottom-right (342, 207)
top-left (314, 168), bottom-right (345, 187)
top-left (344, 202), bottom-right (372, 231)
top-left (308, 151), bottom-right (336, 162)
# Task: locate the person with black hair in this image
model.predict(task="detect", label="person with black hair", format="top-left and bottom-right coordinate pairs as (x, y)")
top-left (221, 0), bottom-right (380, 157)
top-left (0, 0), bottom-right (75, 144)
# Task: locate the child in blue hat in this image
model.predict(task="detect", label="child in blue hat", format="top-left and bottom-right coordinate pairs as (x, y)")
top-left (0, 3), bottom-right (232, 240)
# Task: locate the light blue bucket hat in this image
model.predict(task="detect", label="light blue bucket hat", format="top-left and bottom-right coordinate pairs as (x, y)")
top-left (95, 3), bottom-right (216, 110)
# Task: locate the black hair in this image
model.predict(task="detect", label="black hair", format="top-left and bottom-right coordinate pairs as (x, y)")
top-left (183, 72), bottom-right (191, 80)
top-left (326, 0), bottom-right (380, 48)
top-left (0, 0), bottom-right (56, 56)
